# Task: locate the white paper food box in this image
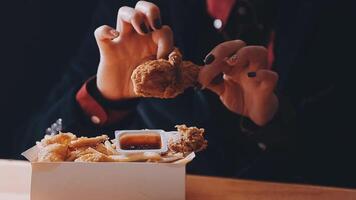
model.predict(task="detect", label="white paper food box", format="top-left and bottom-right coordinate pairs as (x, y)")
top-left (22, 130), bottom-right (195, 200)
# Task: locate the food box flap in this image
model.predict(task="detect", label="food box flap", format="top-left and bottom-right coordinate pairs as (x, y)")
top-left (21, 146), bottom-right (40, 162)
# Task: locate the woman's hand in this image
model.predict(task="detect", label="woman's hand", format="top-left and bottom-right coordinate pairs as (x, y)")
top-left (199, 40), bottom-right (279, 126)
top-left (95, 1), bottom-right (173, 100)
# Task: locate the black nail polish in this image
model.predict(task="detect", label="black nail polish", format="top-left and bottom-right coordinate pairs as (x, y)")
top-left (247, 72), bottom-right (257, 78)
top-left (140, 23), bottom-right (149, 34)
top-left (211, 73), bottom-right (224, 85)
top-left (154, 18), bottom-right (162, 29)
top-left (204, 54), bottom-right (215, 65)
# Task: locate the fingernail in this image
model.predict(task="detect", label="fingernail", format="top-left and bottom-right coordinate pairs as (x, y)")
top-left (154, 18), bottom-right (162, 29)
top-left (204, 54), bottom-right (215, 65)
top-left (140, 23), bottom-right (149, 34)
top-left (228, 54), bottom-right (238, 64)
top-left (211, 73), bottom-right (224, 85)
top-left (247, 72), bottom-right (257, 78)
top-left (110, 29), bottom-right (119, 38)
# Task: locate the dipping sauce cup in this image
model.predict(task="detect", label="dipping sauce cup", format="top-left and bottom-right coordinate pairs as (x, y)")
top-left (115, 130), bottom-right (168, 154)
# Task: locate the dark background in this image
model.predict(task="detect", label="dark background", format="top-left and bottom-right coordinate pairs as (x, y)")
top-left (1, 0), bottom-right (99, 158)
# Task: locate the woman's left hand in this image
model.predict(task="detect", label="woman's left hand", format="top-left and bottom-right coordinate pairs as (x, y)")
top-left (198, 40), bottom-right (279, 126)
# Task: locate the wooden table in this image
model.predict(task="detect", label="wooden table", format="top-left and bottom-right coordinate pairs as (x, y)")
top-left (1, 160), bottom-right (356, 200)
top-left (186, 175), bottom-right (356, 200)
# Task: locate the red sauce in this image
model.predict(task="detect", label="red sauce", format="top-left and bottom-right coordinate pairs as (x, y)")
top-left (119, 133), bottom-right (162, 150)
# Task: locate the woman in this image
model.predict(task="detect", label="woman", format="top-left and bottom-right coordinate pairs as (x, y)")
top-left (19, 0), bottom-right (355, 187)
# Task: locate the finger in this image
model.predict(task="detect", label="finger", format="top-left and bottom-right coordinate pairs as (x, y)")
top-left (94, 25), bottom-right (119, 51)
top-left (226, 46), bottom-right (268, 76)
top-left (152, 25), bottom-right (174, 59)
top-left (199, 40), bottom-right (246, 87)
top-left (207, 79), bottom-right (244, 114)
top-left (206, 81), bottom-right (225, 96)
top-left (117, 7), bottom-right (133, 35)
top-left (117, 6), bottom-right (150, 35)
top-left (135, 1), bottom-right (162, 30)
top-left (250, 70), bottom-right (279, 92)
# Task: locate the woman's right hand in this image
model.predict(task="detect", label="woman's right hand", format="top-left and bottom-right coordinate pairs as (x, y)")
top-left (95, 1), bottom-right (173, 100)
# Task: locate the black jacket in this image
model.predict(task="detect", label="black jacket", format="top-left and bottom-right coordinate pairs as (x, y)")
top-left (14, 0), bottom-right (356, 187)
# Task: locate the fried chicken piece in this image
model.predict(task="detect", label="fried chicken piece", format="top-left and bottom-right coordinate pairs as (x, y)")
top-left (104, 141), bottom-right (120, 155)
top-left (69, 135), bottom-right (109, 149)
top-left (36, 132), bottom-right (118, 162)
top-left (37, 143), bottom-right (68, 162)
top-left (66, 147), bottom-right (101, 161)
top-left (74, 153), bottom-right (114, 162)
top-left (39, 132), bottom-right (76, 147)
top-left (181, 61), bottom-right (201, 87)
top-left (37, 133), bottom-right (73, 162)
top-left (94, 143), bottom-right (110, 155)
top-left (168, 125), bottom-right (208, 155)
top-left (131, 49), bottom-right (201, 98)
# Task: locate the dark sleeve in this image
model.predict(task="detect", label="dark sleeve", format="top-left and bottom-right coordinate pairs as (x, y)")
top-left (242, 94), bottom-right (297, 153)
top-left (16, 1), bottom-right (139, 155)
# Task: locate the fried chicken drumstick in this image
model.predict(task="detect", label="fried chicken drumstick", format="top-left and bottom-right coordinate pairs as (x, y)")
top-left (168, 124), bottom-right (208, 156)
top-left (131, 49), bottom-right (201, 98)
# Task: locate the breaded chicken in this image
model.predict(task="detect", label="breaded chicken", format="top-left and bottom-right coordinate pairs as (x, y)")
top-left (131, 49), bottom-right (200, 98)
top-left (74, 153), bottom-right (114, 162)
top-left (168, 124), bottom-right (208, 155)
top-left (39, 132), bottom-right (76, 147)
top-left (37, 143), bottom-right (68, 162)
top-left (69, 135), bottom-right (109, 149)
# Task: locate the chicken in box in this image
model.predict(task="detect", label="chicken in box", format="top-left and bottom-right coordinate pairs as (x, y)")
top-left (22, 125), bottom-right (207, 200)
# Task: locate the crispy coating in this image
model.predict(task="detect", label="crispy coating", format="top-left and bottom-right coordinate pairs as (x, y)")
top-left (39, 132), bottom-right (76, 147)
top-left (131, 49), bottom-right (200, 98)
top-left (94, 143), bottom-right (110, 155)
top-left (36, 133), bottom-right (117, 162)
top-left (37, 143), bottom-right (68, 162)
top-left (104, 141), bottom-right (119, 155)
top-left (69, 135), bottom-right (109, 149)
top-left (181, 61), bottom-right (201, 87)
top-left (66, 147), bottom-right (100, 161)
top-left (168, 125), bottom-right (208, 155)
top-left (75, 153), bottom-right (114, 162)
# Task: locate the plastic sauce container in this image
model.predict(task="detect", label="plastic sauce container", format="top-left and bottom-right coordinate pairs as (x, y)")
top-left (115, 130), bottom-right (168, 154)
